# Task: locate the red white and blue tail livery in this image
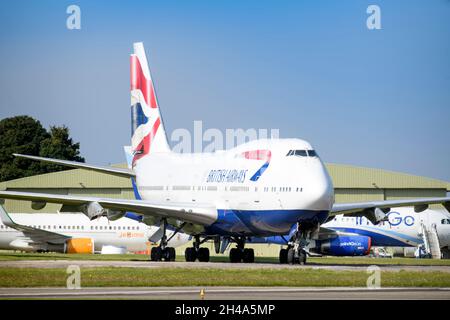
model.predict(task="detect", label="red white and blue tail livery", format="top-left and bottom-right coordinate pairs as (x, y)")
top-left (130, 42), bottom-right (170, 166)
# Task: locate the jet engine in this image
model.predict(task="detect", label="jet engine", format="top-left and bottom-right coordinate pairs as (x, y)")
top-left (312, 235), bottom-right (371, 256)
top-left (79, 201), bottom-right (125, 221)
top-left (81, 201), bottom-right (106, 220)
top-left (64, 238), bottom-right (95, 254)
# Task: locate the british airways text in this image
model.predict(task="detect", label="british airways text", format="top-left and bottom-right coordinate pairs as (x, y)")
top-left (206, 169), bottom-right (248, 183)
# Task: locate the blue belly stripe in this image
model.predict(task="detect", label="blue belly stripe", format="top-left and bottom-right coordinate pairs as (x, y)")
top-left (206, 209), bottom-right (329, 237)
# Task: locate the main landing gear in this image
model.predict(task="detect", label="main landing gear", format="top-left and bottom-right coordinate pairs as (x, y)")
top-left (279, 222), bottom-right (309, 265)
top-left (229, 237), bottom-right (255, 263)
top-left (185, 235), bottom-right (211, 262)
top-left (150, 219), bottom-right (183, 262)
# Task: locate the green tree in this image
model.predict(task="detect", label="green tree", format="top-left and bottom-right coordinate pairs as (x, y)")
top-left (0, 116), bottom-right (84, 182)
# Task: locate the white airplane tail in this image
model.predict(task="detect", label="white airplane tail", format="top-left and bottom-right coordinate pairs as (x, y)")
top-left (130, 42), bottom-right (170, 166)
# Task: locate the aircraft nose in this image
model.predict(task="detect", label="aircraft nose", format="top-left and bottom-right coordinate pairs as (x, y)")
top-left (306, 164), bottom-right (334, 211)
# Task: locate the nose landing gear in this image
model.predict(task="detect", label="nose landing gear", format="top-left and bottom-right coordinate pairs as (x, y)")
top-left (279, 222), bottom-right (311, 265)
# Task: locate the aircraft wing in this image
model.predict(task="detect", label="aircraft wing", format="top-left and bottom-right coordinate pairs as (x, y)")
top-left (329, 197), bottom-right (450, 224)
top-left (0, 191), bottom-right (217, 226)
top-left (0, 205), bottom-right (70, 244)
top-left (13, 154), bottom-right (135, 178)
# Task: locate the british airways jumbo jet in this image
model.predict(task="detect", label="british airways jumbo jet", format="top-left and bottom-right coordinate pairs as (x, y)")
top-left (0, 42), bottom-right (449, 264)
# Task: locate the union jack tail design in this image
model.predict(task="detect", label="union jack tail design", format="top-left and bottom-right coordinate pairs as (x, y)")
top-left (130, 42), bottom-right (170, 166)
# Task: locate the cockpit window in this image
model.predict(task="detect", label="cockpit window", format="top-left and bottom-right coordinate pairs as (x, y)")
top-left (441, 219), bottom-right (450, 225)
top-left (307, 150), bottom-right (318, 157)
top-left (295, 150), bottom-right (308, 157)
top-left (286, 149), bottom-right (318, 157)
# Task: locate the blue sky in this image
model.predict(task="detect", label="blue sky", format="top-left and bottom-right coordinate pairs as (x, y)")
top-left (0, 0), bottom-right (449, 182)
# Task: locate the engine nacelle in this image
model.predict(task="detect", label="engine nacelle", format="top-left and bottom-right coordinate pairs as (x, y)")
top-left (105, 209), bottom-right (126, 221)
top-left (81, 201), bottom-right (106, 220)
top-left (313, 235), bottom-right (371, 256)
top-left (64, 238), bottom-right (94, 254)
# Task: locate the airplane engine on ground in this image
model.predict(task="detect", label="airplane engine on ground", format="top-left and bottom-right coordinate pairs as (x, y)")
top-left (312, 235), bottom-right (371, 256)
top-left (64, 238), bottom-right (95, 254)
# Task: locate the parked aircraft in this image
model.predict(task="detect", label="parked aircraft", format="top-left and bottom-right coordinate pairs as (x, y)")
top-left (0, 42), bottom-right (448, 264)
top-left (324, 207), bottom-right (450, 259)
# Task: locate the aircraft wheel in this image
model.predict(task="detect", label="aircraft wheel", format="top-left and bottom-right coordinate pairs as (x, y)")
top-left (279, 248), bottom-right (288, 264)
top-left (151, 247), bottom-right (162, 261)
top-left (299, 250), bottom-right (307, 265)
top-left (197, 248), bottom-right (210, 262)
top-left (166, 247), bottom-right (176, 261)
top-left (243, 248), bottom-right (255, 263)
top-left (229, 248), bottom-right (242, 263)
top-left (287, 248), bottom-right (295, 265)
top-left (185, 247), bottom-right (197, 262)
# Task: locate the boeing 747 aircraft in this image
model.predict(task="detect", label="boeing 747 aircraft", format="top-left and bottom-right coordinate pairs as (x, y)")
top-left (0, 42), bottom-right (449, 264)
top-left (0, 205), bottom-right (190, 254)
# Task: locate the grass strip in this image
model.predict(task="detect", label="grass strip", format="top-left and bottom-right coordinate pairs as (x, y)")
top-left (0, 267), bottom-right (449, 287)
top-left (1, 251), bottom-right (450, 266)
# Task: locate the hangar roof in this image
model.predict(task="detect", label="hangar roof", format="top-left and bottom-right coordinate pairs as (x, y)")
top-left (0, 163), bottom-right (448, 191)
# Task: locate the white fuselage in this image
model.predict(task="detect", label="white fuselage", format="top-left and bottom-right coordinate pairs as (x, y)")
top-left (0, 213), bottom-right (190, 253)
top-left (324, 207), bottom-right (450, 248)
top-left (134, 139), bottom-right (334, 236)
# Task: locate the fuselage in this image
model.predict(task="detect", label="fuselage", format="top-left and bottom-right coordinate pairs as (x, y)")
top-left (324, 207), bottom-right (450, 248)
top-left (134, 138), bottom-right (334, 237)
top-left (0, 213), bottom-right (190, 252)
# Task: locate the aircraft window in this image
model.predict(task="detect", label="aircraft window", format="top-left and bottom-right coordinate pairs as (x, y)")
top-left (307, 150), bottom-right (318, 157)
top-left (442, 219), bottom-right (450, 225)
top-left (294, 150), bottom-right (307, 157)
top-left (287, 150), bottom-right (318, 157)
top-left (173, 185), bottom-right (191, 191)
top-left (109, 226), bottom-right (112, 230)
top-left (128, 226), bottom-right (131, 230)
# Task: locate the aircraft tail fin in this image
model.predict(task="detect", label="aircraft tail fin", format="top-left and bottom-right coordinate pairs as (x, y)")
top-left (0, 204), bottom-right (15, 228)
top-left (130, 42), bottom-right (170, 166)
